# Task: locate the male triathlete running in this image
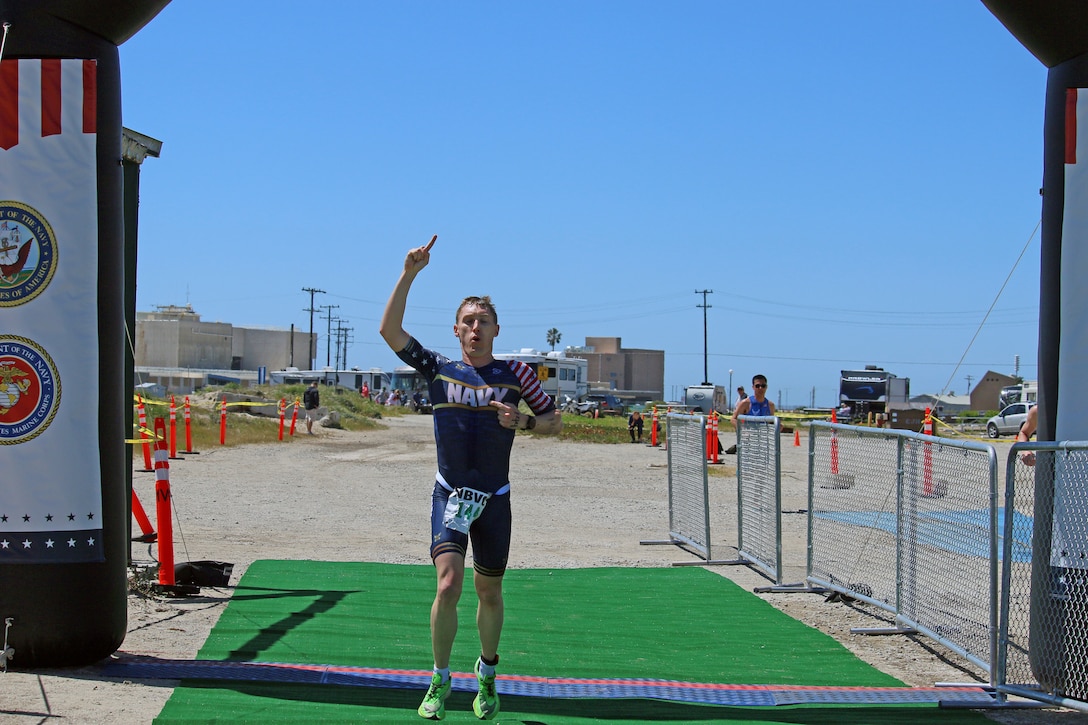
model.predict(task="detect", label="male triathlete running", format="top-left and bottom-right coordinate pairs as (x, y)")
top-left (380, 235), bottom-right (562, 720)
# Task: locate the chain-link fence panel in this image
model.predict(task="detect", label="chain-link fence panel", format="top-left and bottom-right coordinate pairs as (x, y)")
top-left (1000, 442), bottom-right (1088, 712)
top-left (898, 435), bottom-right (998, 675)
top-left (736, 415), bottom-right (782, 583)
top-left (808, 423), bottom-right (901, 611)
top-left (639, 413), bottom-right (712, 562)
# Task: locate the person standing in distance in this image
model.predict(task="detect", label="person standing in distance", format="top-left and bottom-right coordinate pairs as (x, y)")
top-left (303, 380), bottom-right (320, 435)
top-left (628, 410), bottom-right (644, 443)
top-left (380, 234), bottom-right (562, 721)
top-left (731, 374), bottom-right (775, 426)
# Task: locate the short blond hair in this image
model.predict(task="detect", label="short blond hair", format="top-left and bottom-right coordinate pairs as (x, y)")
top-left (456, 295), bottom-right (498, 323)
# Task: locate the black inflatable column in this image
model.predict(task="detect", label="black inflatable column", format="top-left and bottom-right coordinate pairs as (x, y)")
top-left (1027, 51), bottom-right (1088, 699)
top-left (0, 1), bottom-right (167, 667)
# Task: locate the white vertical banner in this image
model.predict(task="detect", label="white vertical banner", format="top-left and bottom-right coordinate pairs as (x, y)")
top-left (1053, 87), bottom-right (1088, 569)
top-left (0, 58), bottom-right (102, 563)
top-left (1059, 87), bottom-right (1088, 443)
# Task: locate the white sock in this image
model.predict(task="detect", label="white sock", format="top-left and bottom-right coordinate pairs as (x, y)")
top-left (478, 659), bottom-right (496, 677)
top-left (434, 666), bottom-right (450, 683)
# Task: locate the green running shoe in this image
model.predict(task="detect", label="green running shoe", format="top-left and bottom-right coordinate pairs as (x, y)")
top-left (417, 672), bottom-right (451, 720)
top-left (472, 657), bottom-right (500, 720)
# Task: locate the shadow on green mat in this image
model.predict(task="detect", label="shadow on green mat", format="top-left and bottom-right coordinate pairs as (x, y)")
top-left (215, 586), bottom-right (362, 660)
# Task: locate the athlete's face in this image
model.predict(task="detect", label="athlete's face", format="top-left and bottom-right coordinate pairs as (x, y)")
top-left (455, 303), bottom-right (499, 364)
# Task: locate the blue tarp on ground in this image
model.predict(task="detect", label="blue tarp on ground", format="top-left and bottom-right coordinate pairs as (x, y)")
top-left (814, 509), bottom-right (1033, 562)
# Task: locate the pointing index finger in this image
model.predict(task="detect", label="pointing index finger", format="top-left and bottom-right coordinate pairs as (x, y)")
top-left (425, 235), bottom-right (437, 252)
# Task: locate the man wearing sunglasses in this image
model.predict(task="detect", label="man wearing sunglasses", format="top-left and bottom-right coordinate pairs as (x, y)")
top-left (731, 374), bottom-right (775, 426)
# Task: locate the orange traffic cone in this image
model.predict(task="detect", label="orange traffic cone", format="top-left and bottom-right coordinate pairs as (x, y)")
top-left (794, 429), bottom-right (800, 447)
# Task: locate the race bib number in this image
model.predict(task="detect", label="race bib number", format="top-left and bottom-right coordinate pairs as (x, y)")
top-left (443, 487), bottom-right (492, 534)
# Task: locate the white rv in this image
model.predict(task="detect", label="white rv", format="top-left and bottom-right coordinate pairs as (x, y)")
top-left (999, 380), bottom-right (1038, 409)
top-left (494, 349), bottom-right (589, 402)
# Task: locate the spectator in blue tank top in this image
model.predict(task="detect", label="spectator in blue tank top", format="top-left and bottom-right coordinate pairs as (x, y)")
top-left (731, 374), bottom-right (776, 426)
top-left (380, 234), bottom-right (562, 720)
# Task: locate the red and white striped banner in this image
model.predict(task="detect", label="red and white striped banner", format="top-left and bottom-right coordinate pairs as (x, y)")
top-left (0, 58), bottom-right (96, 150)
top-left (0, 58), bottom-right (102, 564)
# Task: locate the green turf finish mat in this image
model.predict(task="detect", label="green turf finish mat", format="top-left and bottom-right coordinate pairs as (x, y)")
top-left (154, 561), bottom-right (992, 723)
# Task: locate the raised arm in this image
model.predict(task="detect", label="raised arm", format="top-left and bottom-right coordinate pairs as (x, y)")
top-left (379, 235), bottom-right (436, 352)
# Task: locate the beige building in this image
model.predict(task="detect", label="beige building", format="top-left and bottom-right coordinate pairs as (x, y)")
top-left (970, 370), bottom-right (1018, 411)
top-left (567, 336), bottom-right (664, 400)
top-left (135, 305), bottom-right (315, 382)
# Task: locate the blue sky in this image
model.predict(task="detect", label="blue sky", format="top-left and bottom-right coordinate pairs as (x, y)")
top-left (119, 1), bottom-right (1046, 407)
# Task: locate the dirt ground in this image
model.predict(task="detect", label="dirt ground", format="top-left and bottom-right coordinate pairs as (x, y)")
top-left (1, 414), bottom-right (1085, 723)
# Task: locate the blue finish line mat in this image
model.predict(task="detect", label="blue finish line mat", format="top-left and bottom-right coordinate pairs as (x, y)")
top-left (93, 656), bottom-right (999, 708)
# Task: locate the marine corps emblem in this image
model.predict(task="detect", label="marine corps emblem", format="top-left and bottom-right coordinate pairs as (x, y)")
top-left (0, 202), bottom-right (58, 307)
top-left (0, 336), bottom-right (60, 444)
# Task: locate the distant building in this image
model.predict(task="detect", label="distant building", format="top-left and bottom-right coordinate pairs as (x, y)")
top-left (565, 336), bottom-right (664, 402)
top-left (908, 394), bottom-right (972, 415)
top-left (134, 305), bottom-right (315, 393)
top-left (970, 370), bottom-right (1018, 411)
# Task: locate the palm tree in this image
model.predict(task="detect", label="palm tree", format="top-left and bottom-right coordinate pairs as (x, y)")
top-left (546, 328), bottom-right (562, 351)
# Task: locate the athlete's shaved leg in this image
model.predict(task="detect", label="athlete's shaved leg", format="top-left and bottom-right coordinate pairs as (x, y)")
top-left (475, 569), bottom-right (504, 660)
top-left (430, 551), bottom-right (465, 669)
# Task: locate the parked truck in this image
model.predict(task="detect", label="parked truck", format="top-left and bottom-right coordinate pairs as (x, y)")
top-left (839, 366), bottom-right (909, 418)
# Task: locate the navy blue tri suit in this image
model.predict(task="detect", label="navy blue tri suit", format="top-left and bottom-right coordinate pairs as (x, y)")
top-left (396, 336), bottom-right (556, 577)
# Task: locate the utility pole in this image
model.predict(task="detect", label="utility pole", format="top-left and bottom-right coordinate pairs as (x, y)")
top-left (301, 287), bottom-right (325, 369)
top-left (334, 320), bottom-right (353, 372)
top-left (320, 304), bottom-right (339, 368)
top-left (339, 324), bottom-right (353, 373)
top-left (333, 320), bottom-right (352, 386)
top-left (334, 320), bottom-right (344, 372)
top-left (965, 374), bottom-right (974, 395)
top-left (695, 289), bottom-right (713, 385)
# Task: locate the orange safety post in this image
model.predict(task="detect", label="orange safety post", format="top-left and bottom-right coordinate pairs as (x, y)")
top-left (794, 428), bottom-right (800, 447)
top-left (153, 418), bottom-right (175, 586)
top-left (219, 395), bottom-right (227, 445)
top-left (663, 406), bottom-right (672, 450)
top-left (278, 398), bottom-right (286, 441)
top-left (923, 406), bottom-right (934, 496)
top-left (181, 396), bottom-right (198, 454)
top-left (830, 409), bottom-right (840, 475)
top-left (131, 490), bottom-right (156, 543)
top-left (136, 394), bottom-right (153, 472)
top-left (650, 406), bottom-right (659, 447)
top-left (289, 398), bottom-right (299, 436)
top-left (705, 413), bottom-right (711, 459)
top-left (707, 412), bottom-right (720, 464)
top-left (168, 395), bottom-right (181, 459)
